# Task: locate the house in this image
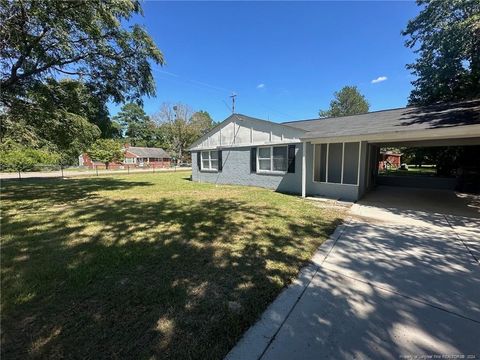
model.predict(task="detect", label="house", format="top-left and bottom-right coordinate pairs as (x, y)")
top-left (79, 145), bottom-right (171, 169)
top-left (189, 99), bottom-right (480, 201)
top-left (123, 146), bottom-right (171, 167)
top-left (378, 151), bottom-right (402, 170)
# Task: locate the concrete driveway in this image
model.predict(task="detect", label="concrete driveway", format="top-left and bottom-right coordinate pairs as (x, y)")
top-left (226, 186), bottom-right (480, 360)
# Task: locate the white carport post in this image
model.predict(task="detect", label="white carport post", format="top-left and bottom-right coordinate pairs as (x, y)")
top-left (302, 141), bottom-right (306, 198)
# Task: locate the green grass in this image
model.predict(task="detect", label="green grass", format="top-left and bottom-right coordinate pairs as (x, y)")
top-left (0, 172), bottom-right (344, 359)
top-left (379, 165), bottom-right (437, 177)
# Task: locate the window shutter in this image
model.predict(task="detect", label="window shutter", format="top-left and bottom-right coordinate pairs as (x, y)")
top-left (250, 147), bottom-right (257, 173)
top-left (218, 150), bottom-right (223, 171)
top-left (197, 151), bottom-right (201, 170)
top-left (288, 145), bottom-right (296, 173)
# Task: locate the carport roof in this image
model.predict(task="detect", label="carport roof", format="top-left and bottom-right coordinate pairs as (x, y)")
top-left (283, 99), bottom-right (480, 140)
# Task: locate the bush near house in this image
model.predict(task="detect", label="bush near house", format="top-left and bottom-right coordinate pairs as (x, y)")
top-left (0, 143), bottom-right (60, 173)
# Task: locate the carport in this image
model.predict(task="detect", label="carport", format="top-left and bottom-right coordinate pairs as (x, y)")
top-left (292, 99), bottom-right (480, 201)
top-left (366, 137), bottom-right (480, 193)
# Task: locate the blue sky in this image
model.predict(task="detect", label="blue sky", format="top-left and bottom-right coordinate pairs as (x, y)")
top-left (110, 1), bottom-right (421, 122)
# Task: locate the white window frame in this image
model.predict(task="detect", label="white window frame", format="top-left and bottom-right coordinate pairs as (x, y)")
top-left (256, 145), bottom-right (288, 174)
top-left (312, 142), bottom-right (361, 186)
top-left (200, 150), bottom-right (218, 171)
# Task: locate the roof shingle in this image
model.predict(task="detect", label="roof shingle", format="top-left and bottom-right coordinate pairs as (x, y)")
top-left (282, 99), bottom-right (480, 140)
top-left (126, 147), bottom-right (170, 158)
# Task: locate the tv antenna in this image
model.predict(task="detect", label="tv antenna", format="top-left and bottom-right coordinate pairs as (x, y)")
top-left (229, 93), bottom-right (237, 114)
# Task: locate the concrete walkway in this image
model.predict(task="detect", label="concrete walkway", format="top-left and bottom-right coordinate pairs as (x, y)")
top-left (226, 187), bottom-right (480, 360)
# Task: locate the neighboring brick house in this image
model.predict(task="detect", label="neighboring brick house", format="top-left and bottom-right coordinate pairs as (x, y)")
top-left (378, 151), bottom-right (402, 170)
top-left (79, 146), bottom-right (171, 169)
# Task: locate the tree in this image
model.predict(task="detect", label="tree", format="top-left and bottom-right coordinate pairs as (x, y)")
top-left (0, 0), bottom-right (164, 105)
top-left (153, 104), bottom-right (216, 162)
top-left (191, 110), bottom-right (216, 136)
top-left (402, 0), bottom-right (480, 105)
top-left (113, 103), bottom-right (150, 145)
top-left (86, 139), bottom-right (123, 169)
top-left (0, 141), bottom-right (60, 174)
top-left (319, 86), bottom-right (369, 118)
top-left (153, 104), bottom-right (194, 162)
top-left (1, 79), bottom-right (103, 164)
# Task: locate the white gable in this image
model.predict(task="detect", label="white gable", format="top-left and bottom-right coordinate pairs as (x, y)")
top-left (189, 115), bottom-right (306, 150)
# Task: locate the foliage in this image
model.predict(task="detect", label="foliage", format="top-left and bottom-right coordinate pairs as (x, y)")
top-left (190, 110), bottom-right (217, 136)
top-left (0, 141), bottom-right (60, 172)
top-left (1, 79), bottom-right (103, 164)
top-left (86, 139), bottom-right (123, 168)
top-left (319, 86), bottom-right (369, 118)
top-left (0, 0), bottom-right (164, 105)
top-left (153, 104), bottom-right (216, 162)
top-left (401, 146), bottom-right (480, 176)
top-left (113, 103), bottom-right (161, 147)
top-left (403, 0), bottom-right (480, 105)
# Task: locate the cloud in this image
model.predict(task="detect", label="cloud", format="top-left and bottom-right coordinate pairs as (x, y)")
top-left (371, 76), bottom-right (388, 84)
top-left (256, 83), bottom-right (265, 89)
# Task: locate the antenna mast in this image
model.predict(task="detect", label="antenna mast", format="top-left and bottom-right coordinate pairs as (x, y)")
top-left (229, 93), bottom-right (237, 114)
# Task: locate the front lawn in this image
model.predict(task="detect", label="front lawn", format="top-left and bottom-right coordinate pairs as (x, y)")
top-left (1, 172), bottom-right (344, 359)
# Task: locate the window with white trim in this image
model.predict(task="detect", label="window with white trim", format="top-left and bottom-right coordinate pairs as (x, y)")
top-left (201, 151), bottom-right (218, 170)
top-left (257, 146), bottom-right (287, 173)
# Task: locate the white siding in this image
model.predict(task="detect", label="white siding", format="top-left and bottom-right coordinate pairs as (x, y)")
top-left (190, 116), bottom-right (305, 150)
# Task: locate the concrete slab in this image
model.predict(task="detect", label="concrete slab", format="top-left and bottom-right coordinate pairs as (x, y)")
top-left (357, 186), bottom-right (480, 219)
top-left (262, 268), bottom-right (480, 360)
top-left (445, 215), bottom-right (480, 263)
top-left (322, 220), bottom-right (480, 321)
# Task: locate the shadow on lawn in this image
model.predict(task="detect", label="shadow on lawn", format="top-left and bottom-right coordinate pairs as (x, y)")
top-left (1, 180), bottom-right (341, 359)
top-left (1, 177), bottom-right (154, 210)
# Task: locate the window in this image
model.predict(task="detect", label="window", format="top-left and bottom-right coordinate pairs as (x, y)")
top-left (201, 151), bottom-right (218, 171)
top-left (313, 142), bottom-right (360, 185)
top-left (343, 142), bottom-right (360, 184)
top-left (124, 157), bottom-right (135, 164)
top-left (258, 147), bottom-right (271, 171)
top-left (328, 143), bottom-right (343, 183)
top-left (257, 146), bottom-right (287, 173)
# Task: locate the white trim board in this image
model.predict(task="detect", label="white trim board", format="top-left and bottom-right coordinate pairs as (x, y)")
top-left (306, 124), bottom-right (480, 144)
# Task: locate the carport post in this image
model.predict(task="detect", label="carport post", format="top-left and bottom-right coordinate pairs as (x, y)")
top-left (302, 141), bottom-right (306, 198)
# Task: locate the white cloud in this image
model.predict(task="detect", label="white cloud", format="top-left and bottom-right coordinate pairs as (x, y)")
top-left (371, 76), bottom-right (388, 84)
top-left (256, 83), bottom-right (265, 89)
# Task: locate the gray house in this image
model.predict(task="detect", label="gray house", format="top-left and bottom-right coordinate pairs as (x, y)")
top-left (189, 99), bottom-right (480, 201)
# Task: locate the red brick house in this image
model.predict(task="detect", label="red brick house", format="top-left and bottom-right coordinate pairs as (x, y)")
top-left (80, 146), bottom-right (171, 169)
top-left (378, 151), bottom-right (402, 170)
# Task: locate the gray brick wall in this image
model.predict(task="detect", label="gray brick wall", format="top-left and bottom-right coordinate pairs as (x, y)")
top-left (192, 145), bottom-right (303, 194)
top-left (192, 142), bottom-right (365, 201)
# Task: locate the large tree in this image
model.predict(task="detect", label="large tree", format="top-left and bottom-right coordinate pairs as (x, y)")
top-left (153, 104), bottom-right (216, 162)
top-left (191, 110), bottom-right (217, 136)
top-left (319, 86), bottom-right (369, 118)
top-left (113, 102), bottom-right (171, 147)
top-left (403, 0), bottom-right (480, 105)
top-left (0, 0), bottom-right (164, 105)
top-left (1, 79), bottom-right (104, 163)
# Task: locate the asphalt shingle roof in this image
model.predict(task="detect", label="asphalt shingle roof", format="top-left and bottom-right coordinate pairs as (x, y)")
top-left (126, 147), bottom-right (170, 158)
top-left (282, 99), bottom-right (480, 140)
